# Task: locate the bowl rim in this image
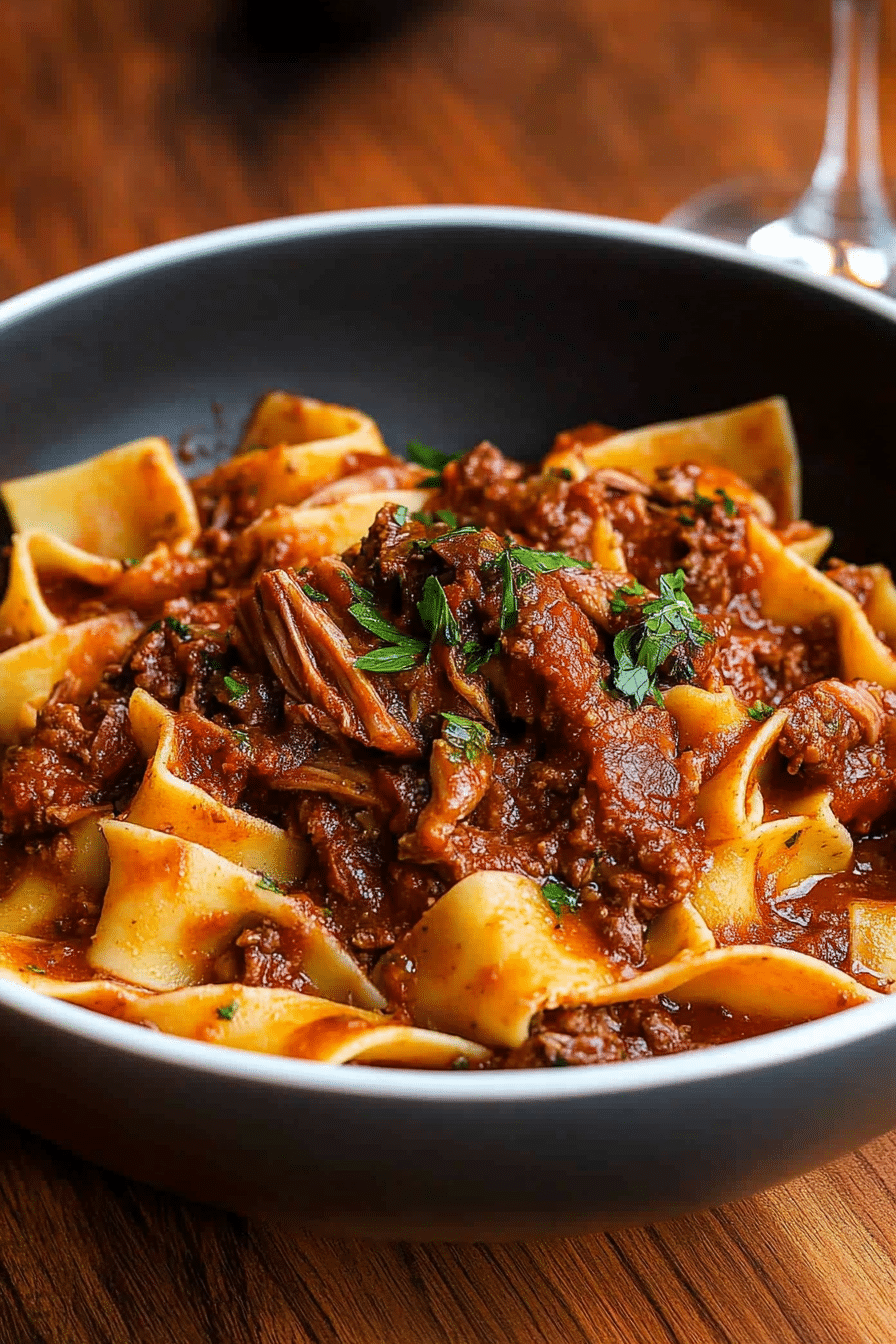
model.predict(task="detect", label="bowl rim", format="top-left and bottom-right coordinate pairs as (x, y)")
top-left (2, 201), bottom-right (896, 1104)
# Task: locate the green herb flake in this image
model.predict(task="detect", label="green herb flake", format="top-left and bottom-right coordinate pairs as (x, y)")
top-left (441, 712), bottom-right (491, 763)
top-left (24, 964), bottom-right (46, 975)
top-left (436, 509), bottom-right (458, 529)
top-left (542, 878), bottom-right (581, 918)
top-left (406, 439), bottom-right (461, 486)
top-left (256, 873), bottom-right (282, 892)
top-left (302, 583), bottom-right (328, 603)
top-left (165, 616), bottom-right (191, 640)
top-left (122, 557), bottom-right (140, 569)
top-left (417, 575), bottom-right (460, 647)
top-left (147, 620), bottom-right (162, 633)
top-left (785, 829), bottom-right (803, 849)
top-left (321, 906), bottom-right (333, 919)
top-left (609, 579), bottom-right (647, 615)
top-left (216, 1001), bottom-right (239, 1021)
top-left (716, 488), bottom-right (737, 518)
top-left (550, 467), bottom-right (574, 482)
top-left (354, 645), bottom-right (424, 673)
top-left (393, 505), bottom-right (409, 526)
top-left (497, 549), bottom-right (518, 632)
top-left (224, 673), bottom-right (248, 701)
top-left (231, 728), bottom-right (251, 748)
top-left (550, 1056), bottom-right (573, 1067)
top-left (411, 510), bottom-right (435, 526)
top-left (451, 1055), bottom-right (471, 1070)
top-left (747, 700), bottom-right (775, 722)
top-left (608, 569), bottom-right (713, 708)
top-left (510, 545), bottom-right (591, 575)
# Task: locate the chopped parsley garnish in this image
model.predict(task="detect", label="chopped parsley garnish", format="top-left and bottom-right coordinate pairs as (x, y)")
top-left (550, 467), bottom-right (574, 481)
top-left (412, 510), bottom-right (434, 526)
top-left (216, 1001), bottom-right (239, 1021)
top-left (24, 964), bottom-right (46, 975)
top-left (609, 579), bottom-right (646, 614)
top-left (542, 878), bottom-right (581, 918)
top-left (441, 712), bottom-right (491, 763)
top-left (393, 505), bottom-right (409, 527)
top-left (509, 545), bottom-right (591, 575)
top-left (256, 873), bottom-right (283, 892)
top-left (496, 549), bottom-right (518, 632)
top-left (302, 583), bottom-right (328, 603)
top-left (436, 509), bottom-right (458, 528)
top-left (451, 1055), bottom-right (471, 1070)
top-left (349, 578), bottom-right (427, 673)
top-left (406, 439), bottom-right (462, 486)
top-left (418, 575), bottom-right (460, 647)
top-left (680, 488), bottom-right (738, 526)
top-left (122, 557), bottom-right (139, 569)
top-left (231, 728), bottom-right (251, 748)
top-left (609, 569), bottom-right (713, 708)
top-left (785, 829), bottom-right (803, 849)
top-left (463, 638), bottom-right (499, 674)
top-left (414, 524), bottom-right (479, 551)
top-left (164, 616), bottom-right (191, 640)
top-left (748, 700), bottom-right (775, 722)
top-left (223, 674), bottom-right (248, 701)
top-left (354, 645), bottom-right (425, 673)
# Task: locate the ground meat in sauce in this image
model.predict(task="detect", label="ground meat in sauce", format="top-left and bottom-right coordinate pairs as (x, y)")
top-left (4, 429), bottom-right (896, 1067)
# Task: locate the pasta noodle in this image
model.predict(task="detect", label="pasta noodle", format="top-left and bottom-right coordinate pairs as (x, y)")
top-left (1, 390), bottom-right (894, 1069)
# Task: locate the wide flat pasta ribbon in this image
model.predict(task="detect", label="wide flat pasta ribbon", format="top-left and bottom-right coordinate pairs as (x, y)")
top-left (0, 815), bottom-right (108, 938)
top-left (200, 394), bottom-right (388, 513)
top-left (91, 820), bottom-right (383, 1008)
top-left (0, 531), bottom-right (123, 646)
top-left (0, 932), bottom-right (148, 1015)
top-left (375, 873), bottom-right (715, 1049)
top-left (2, 438), bottom-right (199, 557)
top-left (122, 982), bottom-right (490, 1066)
top-left (0, 611), bottom-right (143, 744)
top-left (543, 398), bottom-right (799, 524)
top-left (232, 489), bottom-right (431, 570)
top-left (748, 517), bottom-right (896, 688)
top-left (126, 689), bottom-right (307, 886)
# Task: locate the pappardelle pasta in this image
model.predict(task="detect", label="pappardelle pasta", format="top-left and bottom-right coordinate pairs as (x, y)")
top-left (1, 391), bottom-right (894, 1070)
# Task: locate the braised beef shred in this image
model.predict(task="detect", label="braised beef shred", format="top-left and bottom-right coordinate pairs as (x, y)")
top-left (4, 436), bottom-right (896, 1065)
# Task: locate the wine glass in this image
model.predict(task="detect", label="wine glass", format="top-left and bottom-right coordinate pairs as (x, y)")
top-left (664, 0), bottom-right (896, 295)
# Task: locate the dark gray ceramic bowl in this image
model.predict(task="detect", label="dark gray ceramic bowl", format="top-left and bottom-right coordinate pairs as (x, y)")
top-left (1, 207), bottom-right (896, 1241)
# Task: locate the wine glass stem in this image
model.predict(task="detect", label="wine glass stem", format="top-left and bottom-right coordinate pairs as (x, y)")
top-left (791, 0), bottom-right (893, 243)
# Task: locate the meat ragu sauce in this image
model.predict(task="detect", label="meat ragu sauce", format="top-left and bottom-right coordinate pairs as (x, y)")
top-left (1, 398), bottom-right (894, 1069)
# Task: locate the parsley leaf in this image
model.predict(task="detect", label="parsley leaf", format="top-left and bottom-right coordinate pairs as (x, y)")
top-left (609, 579), bottom-right (647, 615)
top-left (417, 575), bottom-right (460, 647)
top-left (436, 509), bottom-right (458, 528)
top-left (451, 1055), bottom-right (471, 1070)
top-left (748, 700), bottom-right (775, 722)
top-left (510, 546), bottom-right (591, 575)
top-left (224, 674), bottom-right (248, 701)
top-left (441, 712), bottom-right (491, 763)
top-left (542, 878), bottom-right (580, 918)
top-left (24, 964), bottom-right (46, 975)
top-left (406, 439), bottom-right (462, 487)
top-left (464, 639), bottom-right (499, 674)
top-left (231, 728), bottom-right (251, 748)
top-left (302, 583), bottom-right (328, 603)
top-left (497, 549), bottom-right (518, 631)
top-left (412, 510), bottom-right (434, 526)
top-left (256, 874), bottom-right (282, 892)
top-left (216, 1001), bottom-right (238, 1021)
top-left (609, 569), bottom-right (713, 708)
top-left (354, 645), bottom-right (424, 673)
top-left (348, 579), bottom-right (427, 673)
top-left (393, 505), bottom-right (409, 526)
top-left (716, 487), bottom-right (737, 518)
top-left (164, 616), bottom-right (191, 640)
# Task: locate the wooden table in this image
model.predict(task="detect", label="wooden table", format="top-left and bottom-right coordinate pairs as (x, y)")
top-left (2, 2), bottom-right (896, 1340)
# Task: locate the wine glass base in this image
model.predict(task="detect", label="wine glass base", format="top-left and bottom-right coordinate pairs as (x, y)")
top-left (664, 176), bottom-right (896, 295)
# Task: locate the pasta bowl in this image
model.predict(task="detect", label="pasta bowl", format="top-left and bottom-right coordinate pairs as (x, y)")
top-left (1, 206), bottom-right (896, 1239)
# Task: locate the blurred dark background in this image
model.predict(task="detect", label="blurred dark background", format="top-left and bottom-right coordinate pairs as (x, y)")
top-left (0, 0), bottom-right (893, 298)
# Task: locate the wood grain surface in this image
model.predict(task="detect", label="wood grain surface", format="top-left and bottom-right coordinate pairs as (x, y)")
top-left (2, 2), bottom-right (896, 1341)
